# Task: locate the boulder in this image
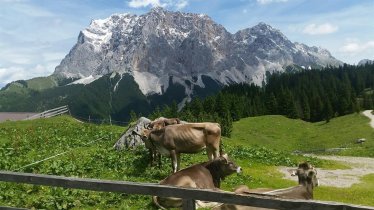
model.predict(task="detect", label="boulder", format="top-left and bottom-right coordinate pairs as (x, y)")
top-left (113, 117), bottom-right (151, 150)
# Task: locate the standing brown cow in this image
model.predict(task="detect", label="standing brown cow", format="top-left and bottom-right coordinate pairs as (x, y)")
top-left (142, 122), bottom-right (221, 173)
top-left (153, 153), bottom-right (242, 209)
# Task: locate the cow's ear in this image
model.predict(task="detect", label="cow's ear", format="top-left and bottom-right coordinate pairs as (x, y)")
top-left (308, 170), bottom-right (316, 178)
top-left (287, 169), bottom-right (298, 176)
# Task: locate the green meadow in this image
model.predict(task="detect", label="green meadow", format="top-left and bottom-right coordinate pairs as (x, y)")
top-left (0, 113), bottom-right (373, 209)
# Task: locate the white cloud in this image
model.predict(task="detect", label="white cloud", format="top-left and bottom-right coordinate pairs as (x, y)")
top-left (175, 0), bottom-right (188, 10)
top-left (128, 0), bottom-right (188, 10)
top-left (0, 63), bottom-right (56, 87)
top-left (128, 0), bottom-right (165, 8)
top-left (0, 67), bottom-right (25, 85)
top-left (302, 23), bottom-right (338, 35)
top-left (340, 40), bottom-right (374, 54)
top-left (257, 0), bottom-right (288, 5)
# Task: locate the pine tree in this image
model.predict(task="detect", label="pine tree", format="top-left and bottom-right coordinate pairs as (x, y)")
top-left (149, 106), bottom-right (162, 120)
top-left (129, 110), bottom-right (138, 123)
top-left (300, 93), bottom-right (311, 121)
top-left (265, 92), bottom-right (278, 114)
top-left (218, 111), bottom-right (233, 137)
top-left (323, 98), bottom-right (333, 123)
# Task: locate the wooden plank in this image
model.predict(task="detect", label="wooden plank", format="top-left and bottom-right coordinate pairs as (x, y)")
top-left (0, 171), bottom-right (373, 210)
top-left (182, 199), bottom-right (196, 210)
top-left (42, 108), bottom-right (69, 118)
top-left (25, 105), bottom-right (68, 120)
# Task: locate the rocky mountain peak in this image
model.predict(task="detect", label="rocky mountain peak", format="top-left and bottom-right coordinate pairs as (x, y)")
top-left (54, 9), bottom-right (343, 97)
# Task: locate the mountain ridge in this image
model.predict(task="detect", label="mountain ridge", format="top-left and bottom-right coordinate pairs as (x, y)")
top-left (0, 7), bottom-right (344, 120)
top-left (54, 7), bottom-right (343, 98)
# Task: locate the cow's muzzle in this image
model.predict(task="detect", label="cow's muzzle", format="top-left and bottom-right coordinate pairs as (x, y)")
top-left (236, 167), bottom-right (242, 174)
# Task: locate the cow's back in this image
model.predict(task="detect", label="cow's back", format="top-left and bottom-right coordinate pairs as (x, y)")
top-left (160, 164), bottom-right (216, 189)
top-left (163, 123), bottom-right (220, 152)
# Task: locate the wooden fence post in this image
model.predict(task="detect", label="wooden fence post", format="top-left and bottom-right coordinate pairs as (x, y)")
top-left (182, 199), bottom-right (196, 210)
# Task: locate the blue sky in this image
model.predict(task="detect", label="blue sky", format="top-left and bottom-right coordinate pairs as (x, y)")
top-left (0, 0), bottom-right (373, 88)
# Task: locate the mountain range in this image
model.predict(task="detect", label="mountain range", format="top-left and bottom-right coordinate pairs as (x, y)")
top-left (0, 7), bottom-right (344, 122)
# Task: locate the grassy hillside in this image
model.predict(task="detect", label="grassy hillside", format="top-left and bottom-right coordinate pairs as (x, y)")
top-left (0, 114), bottom-right (373, 209)
top-left (230, 113), bottom-right (374, 157)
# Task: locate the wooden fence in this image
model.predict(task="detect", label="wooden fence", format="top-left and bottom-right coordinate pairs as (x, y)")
top-left (24, 105), bottom-right (69, 120)
top-left (1, 171), bottom-right (374, 210)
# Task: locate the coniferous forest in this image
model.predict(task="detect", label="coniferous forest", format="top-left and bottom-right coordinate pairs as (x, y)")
top-left (149, 63), bottom-right (374, 137)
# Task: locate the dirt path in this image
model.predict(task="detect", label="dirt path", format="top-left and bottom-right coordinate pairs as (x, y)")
top-left (362, 110), bottom-right (374, 128)
top-left (279, 155), bottom-right (374, 188)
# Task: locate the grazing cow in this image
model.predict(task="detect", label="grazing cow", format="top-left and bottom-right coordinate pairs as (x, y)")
top-left (213, 162), bottom-right (319, 210)
top-left (148, 117), bottom-right (181, 130)
top-left (153, 154), bottom-right (242, 209)
top-left (142, 122), bottom-right (221, 173)
top-left (142, 117), bottom-right (181, 167)
top-left (141, 131), bottom-right (162, 168)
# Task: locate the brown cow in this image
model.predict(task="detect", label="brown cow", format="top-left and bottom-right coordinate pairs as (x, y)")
top-left (142, 117), bottom-right (181, 167)
top-left (213, 162), bottom-right (319, 210)
top-left (142, 122), bottom-right (221, 173)
top-left (153, 153), bottom-right (242, 209)
top-left (148, 117), bottom-right (181, 130)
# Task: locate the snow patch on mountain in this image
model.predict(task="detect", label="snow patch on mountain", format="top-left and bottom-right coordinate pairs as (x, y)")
top-left (82, 13), bottom-right (136, 52)
top-left (133, 71), bottom-right (164, 95)
top-left (69, 75), bottom-right (103, 85)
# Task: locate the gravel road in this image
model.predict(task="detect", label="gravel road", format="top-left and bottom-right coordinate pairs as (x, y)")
top-left (362, 110), bottom-right (374, 128)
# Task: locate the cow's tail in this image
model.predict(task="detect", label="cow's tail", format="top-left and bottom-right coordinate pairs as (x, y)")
top-left (152, 196), bottom-right (166, 210)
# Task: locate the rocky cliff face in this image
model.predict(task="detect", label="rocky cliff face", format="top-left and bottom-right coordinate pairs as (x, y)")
top-left (54, 7), bottom-right (343, 100)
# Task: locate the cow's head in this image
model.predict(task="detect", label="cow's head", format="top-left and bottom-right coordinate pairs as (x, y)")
top-left (288, 162), bottom-right (319, 188)
top-left (148, 117), bottom-right (180, 130)
top-left (141, 128), bottom-right (152, 140)
top-left (149, 119), bottom-right (166, 130)
top-left (217, 153), bottom-right (242, 177)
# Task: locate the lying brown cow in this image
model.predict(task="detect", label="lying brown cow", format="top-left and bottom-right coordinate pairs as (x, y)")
top-left (142, 122), bottom-right (221, 173)
top-left (153, 153), bottom-right (242, 209)
top-left (213, 162), bottom-right (319, 210)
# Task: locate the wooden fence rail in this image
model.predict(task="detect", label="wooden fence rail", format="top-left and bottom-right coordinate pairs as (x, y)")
top-left (24, 105), bottom-right (69, 120)
top-left (1, 171), bottom-right (374, 210)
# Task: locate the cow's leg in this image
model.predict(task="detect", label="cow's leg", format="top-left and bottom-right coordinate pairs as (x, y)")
top-left (206, 146), bottom-right (219, 160)
top-left (170, 150), bottom-right (178, 173)
top-left (157, 152), bottom-right (162, 169)
top-left (206, 147), bottom-right (214, 161)
top-left (206, 134), bottom-right (220, 160)
top-left (213, 146), bottom-right (219, 159)
top-left (176, 153), bottom-right (181, 171)
top-left (149, 149), bottom-right (155, 166)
